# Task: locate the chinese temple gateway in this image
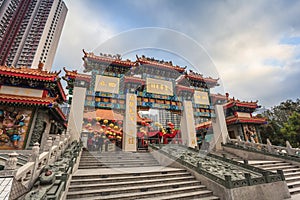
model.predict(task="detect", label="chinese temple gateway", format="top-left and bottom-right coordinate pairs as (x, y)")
top-left (0, 63), bottom-right (66, 150)
top-left (64, 50), bottom-right (265, 151)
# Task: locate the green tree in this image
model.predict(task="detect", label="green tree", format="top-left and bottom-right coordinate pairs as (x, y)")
top-left (280, 112), bottom-right (300, 147)
top-left (259, 99), bottom-right (300, 146)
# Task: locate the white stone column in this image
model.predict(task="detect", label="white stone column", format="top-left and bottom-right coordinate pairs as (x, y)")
top-left (212, 105), bottom-right (229, 150)
top-left (180, 100), bottom-right (197, 148)
top-left (67, 86), bottom-right (87, 142)
top-left (123, 93), bottom-right (137, 152)
top-left (4, 152), bottom-right (19, 170)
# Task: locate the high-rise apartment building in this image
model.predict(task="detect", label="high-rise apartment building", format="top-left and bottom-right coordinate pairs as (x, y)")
top-left (158, 110), bottom-right (181, 128)
top-left (0, 0), bottom-right (67, 71)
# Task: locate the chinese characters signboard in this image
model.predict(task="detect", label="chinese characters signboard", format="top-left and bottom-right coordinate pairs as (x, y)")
top-left (194, 90), bottom-right (210, 105)
top-left (123, 93), bottom-right (137, 151)
top-left (95, 75), bottom-right (120, 94)
top-left (146, 78), bottom-right (173, 96)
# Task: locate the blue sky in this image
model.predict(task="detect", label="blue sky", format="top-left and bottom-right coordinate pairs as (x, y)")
top-left (53, 0), bottom-right (300, 108)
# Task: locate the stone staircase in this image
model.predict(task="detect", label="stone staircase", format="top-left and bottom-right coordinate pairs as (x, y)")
top-left (78, 150), bottom-right (161, 169)
top-left (249, 160), bottom-right (300, 195)
top-left (67, 150), bottom-right (220, 199)
top-left (219, 148), bottom-right (300, 196)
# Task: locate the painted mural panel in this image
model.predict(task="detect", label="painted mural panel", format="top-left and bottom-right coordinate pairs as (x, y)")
top-left (0, 106), bottom-right (33, 149)
top-left (243, 124), bottom-right (258, 143)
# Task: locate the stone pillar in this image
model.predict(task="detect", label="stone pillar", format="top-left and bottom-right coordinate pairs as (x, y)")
top-left (45, 136), bottom-right (53, 151)
top-left (286, 141), bottom-right (293, 155)
top-left (5, 152), bottom-right (19, 170)
top-left (180, 100), bottom-right (197, 148)
top-left (54, 134), bottom-right (60, 146)
top-left (238, 124), bottom-right (245, 141)
top-left (267, 138), bottom-right (273, 153)
top-left (212, 105), bottom-right (229, 150)
top-left (123, 93), bottom-right (137, 151)
top-left (31, 143), bottom-right (40, 184)
top-left (67, 86), bottom-right (87, 142)
top-left (31, 142), bottom-right (40, 161)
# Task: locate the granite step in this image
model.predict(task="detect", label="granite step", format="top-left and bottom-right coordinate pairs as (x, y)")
top-left (66, 185), bottom-right (209, 200)
top-left (288, 186), bottom-right (300, 195)
top-left (78, 163), bottom-right (160, 169)
top-left (71, 168), bottom-right (187, 180)
top-left (66, 181), bottom-right (203, 199)
top-left (287, 180), bottom-right (300, 188)
top-left (252, 162), bottom-right (290, 168)
top-left (68, 176), bottom-right (197, 192)
top-left (270, 167), bottom-right (300, 173)
top-left (285, 176), bottom-right (300, 183)
top-left (79, 160), bottom-right (158, 164)
top-left (141, 191), bottom-right (220, 200)
top-left (248, 160), bottom-right (284, 165)
top-left (284, 172), bottom-right (300, 177)
top-left (70, 171), bottom-right (191, 185)
top-left (80, 156), bottom-right (155, 160)
top-left (261, 165), bottom-right (297, 171)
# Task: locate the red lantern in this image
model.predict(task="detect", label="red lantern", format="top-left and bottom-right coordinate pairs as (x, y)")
top-left (88, 118), bottom-right (92, 122)
top-left (118, 121), bottom-right (123, 125)
top-left (146, 123), bottom-right (150, 127)
top-left (107, 127), bottom-right (111, 131)
top-left (101, 125), bottom-right (106, 129)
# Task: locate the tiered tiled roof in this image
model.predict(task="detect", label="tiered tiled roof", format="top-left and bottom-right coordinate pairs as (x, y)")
top-left (0, 94), bottom-right (56, 106)
top-left (83, 49), bottom-right (135, 67)
top-left (185, 71), bottom-right (219, 85)
top-left (224, 99), bottom-right (259, 109)
top-left (0, 65), bottom-right (60, 81)
top-left (63, 67), bottom-right (91, 82)
top-left (226, 115), bottom-right (267, 125)
top-left (136, 55), bottom-right (186, 73)
top-left (0, 65), bottom-right (66, 102)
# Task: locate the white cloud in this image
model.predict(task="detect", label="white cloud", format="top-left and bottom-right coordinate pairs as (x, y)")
top-left (52, 0), bottom-right (300, 107)
top-left (52, 0), bottom-right (115, 72)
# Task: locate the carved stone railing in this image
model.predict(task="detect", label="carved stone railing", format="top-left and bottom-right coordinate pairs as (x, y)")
top-left (150, 144), bottom-right (284, 189)
top-left (0, 133), bottom-right (81, 199)
top-left (22, 140), bottom-right (82, 200)
top-left (225, 137), bottom-right (300, 162)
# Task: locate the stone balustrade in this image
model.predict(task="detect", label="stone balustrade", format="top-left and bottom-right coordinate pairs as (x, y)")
top-left (151, 144), bottom-right (284, 189)
top-left (1, 133), bottom-right (72, 198)
top-left (226, 136), bottom-right (300, 158)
